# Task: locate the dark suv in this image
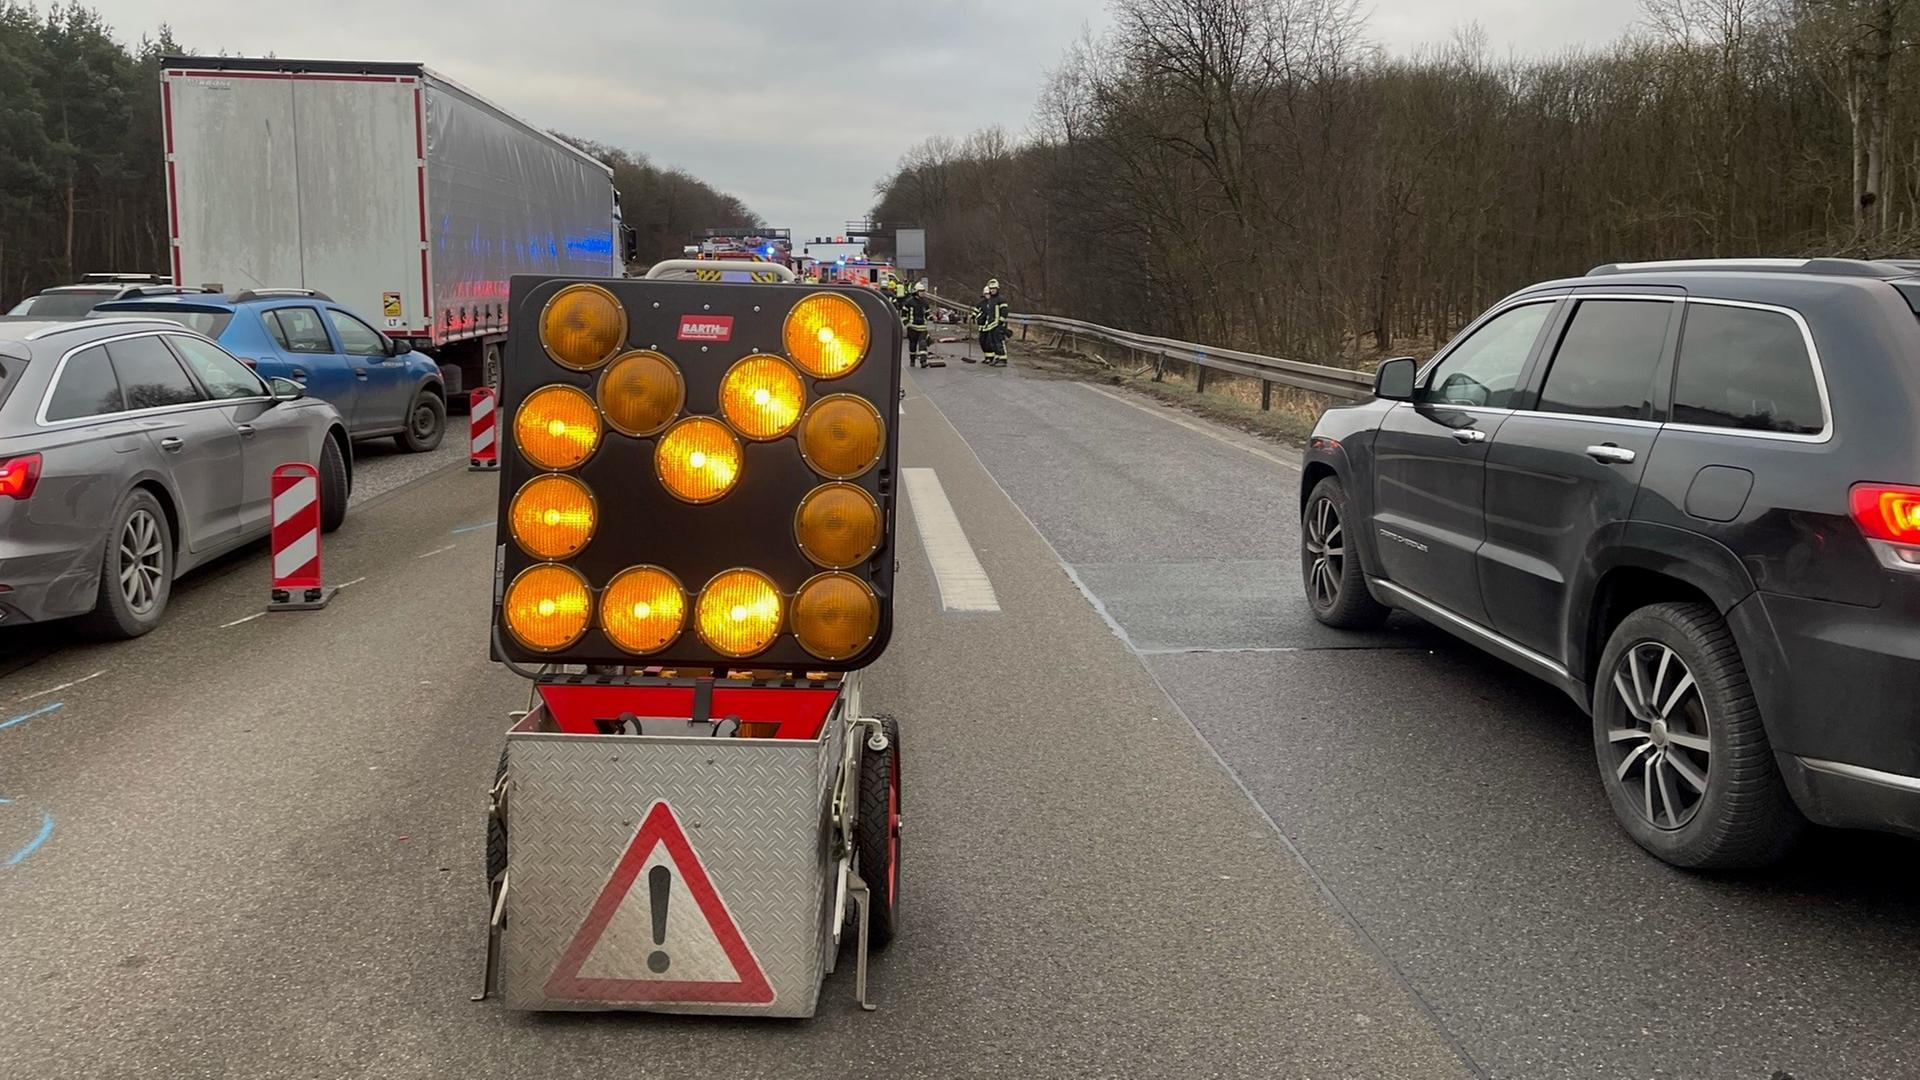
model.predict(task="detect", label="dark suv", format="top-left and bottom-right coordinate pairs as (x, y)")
top-left (1301, 258), bottom-right (1920, 869)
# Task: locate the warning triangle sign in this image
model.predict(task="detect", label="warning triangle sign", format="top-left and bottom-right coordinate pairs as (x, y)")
top-left (545, 801), bottom-right (775, 1005)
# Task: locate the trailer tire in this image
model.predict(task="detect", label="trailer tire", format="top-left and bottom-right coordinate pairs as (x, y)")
top-left (486, 745), bottom-right (509, 898)
top-left (856, 715), bottom-right (900, 949)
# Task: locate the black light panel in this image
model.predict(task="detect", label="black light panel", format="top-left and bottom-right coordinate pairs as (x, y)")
top-left (491, 275), bottom-right (903, 670)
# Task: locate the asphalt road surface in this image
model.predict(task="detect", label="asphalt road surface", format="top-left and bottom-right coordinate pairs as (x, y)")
top-left (1, 341), bottom-right (1914, 1079)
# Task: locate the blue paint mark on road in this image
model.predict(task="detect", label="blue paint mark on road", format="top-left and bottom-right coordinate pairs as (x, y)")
top-left (0, 701), bottom-right (62, 732)
top-left (5, 812), bottom-right (54, 866)
top-left (451, 522), bottom-right (495, 535)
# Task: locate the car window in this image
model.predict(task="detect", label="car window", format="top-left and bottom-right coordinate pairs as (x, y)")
top-left (1535, 300), bottom-right (1674, 420)
top-left (325, 309), bottom-right (389, 357)
top-left (106, 335), bottom-right (205, 410)
top-left (45, 346), bottom-right (125, 421)
top-left (168, 335), bottom-right (266, 400)
top-left (266, 306), bottom-right (334, 354)
top-left (98, 308), bottom-right (234, 338)
top-left (1672, 304), bottom-right (1825, 435)
top-left (1421, 302), bottom-right (1553, 409)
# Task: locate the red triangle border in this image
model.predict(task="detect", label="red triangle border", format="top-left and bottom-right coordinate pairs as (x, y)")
top-left (544, 801), bottom-right (776, 1005)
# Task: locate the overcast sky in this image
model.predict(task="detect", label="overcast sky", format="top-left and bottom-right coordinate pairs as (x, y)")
top-left (91, 0), bottom-right (1644, 245)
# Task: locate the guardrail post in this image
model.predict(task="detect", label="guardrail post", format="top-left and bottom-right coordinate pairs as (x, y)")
top-left (1195, 362), bottom-right (1208, 394)
top-left (1261, 380), bottom-right (1273, 411)
top-left (1154, 350), bottom-right (1166, 382)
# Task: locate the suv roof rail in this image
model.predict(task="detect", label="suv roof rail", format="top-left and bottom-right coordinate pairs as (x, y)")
top-left (80, 272), bottom-right (170, 284)
top-left (1588, 257), bottom-right (1912, 279)
top-left (230, 288), bottom-right (333, 303)
top-left (124, 285), bottom-right (221, 297)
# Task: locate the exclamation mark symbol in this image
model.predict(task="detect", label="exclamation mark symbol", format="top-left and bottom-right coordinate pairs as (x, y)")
top-left (647, 865), bottom-right (672, 974)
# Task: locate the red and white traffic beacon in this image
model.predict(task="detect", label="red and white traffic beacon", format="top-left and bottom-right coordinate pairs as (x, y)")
top-left (472, 262), bottom-right (904, 1016)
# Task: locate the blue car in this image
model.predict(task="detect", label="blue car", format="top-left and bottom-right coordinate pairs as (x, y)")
top-left (93, 288), bottom-right (448, 452)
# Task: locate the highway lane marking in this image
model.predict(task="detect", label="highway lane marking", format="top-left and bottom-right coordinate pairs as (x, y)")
top-left (1073, 383), bottom-right (1301, 471)
top-left (220, 612), bottom-right (266, 629)
top-left (17, 670), bottom-right (103, 701)
top-left (336, 576), bottom-right (368, 590)
top-left (901, 468), bottom-right (1000, 613)
top-left (451, 521), bottom-right (494, 534)
top-left (417, 543), bottom-right (459, 559)
top-left (5, 811), bottom-right (55, 867)
top-left (0, 702), bottom-right (62, 732)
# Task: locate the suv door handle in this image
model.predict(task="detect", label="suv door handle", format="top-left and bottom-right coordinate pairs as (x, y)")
top-left (1586, 444), bottom-right (1637, 464)
top-left (235, 424), bottom-right (256, 438)
top-left (1451, 428), bottom-right (1488, 444)
top-left (354, 369), bottom-right (369, 380)
top-left (159, 436), bottom-right (184, 452)
top-left (290, 367), bottom-right (308, 379)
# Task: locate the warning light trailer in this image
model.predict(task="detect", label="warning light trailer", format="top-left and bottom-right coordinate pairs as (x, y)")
top-left (473, 263), bottom-right (905, 1016)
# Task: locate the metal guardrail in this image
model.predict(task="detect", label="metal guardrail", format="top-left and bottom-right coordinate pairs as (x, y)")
top-left (926, 294), bottom-right (1373, 404)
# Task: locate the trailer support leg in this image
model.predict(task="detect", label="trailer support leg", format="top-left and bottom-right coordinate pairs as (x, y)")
top-left (471, 871), bottom-right (508, 1002)
top-left (849, 871), bottom-right (877, 1012)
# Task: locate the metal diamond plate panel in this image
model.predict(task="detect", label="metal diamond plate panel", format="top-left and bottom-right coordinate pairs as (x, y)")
top-left (500, 709), bottom-right (844, 1016)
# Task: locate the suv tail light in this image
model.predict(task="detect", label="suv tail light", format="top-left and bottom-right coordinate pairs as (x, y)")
top-left (1850, 484), bottom-right (1920, 542)
top-left (1850, 483), bottom-right (1920, 569)
top-left (0, 454), bottom-right (41, 500)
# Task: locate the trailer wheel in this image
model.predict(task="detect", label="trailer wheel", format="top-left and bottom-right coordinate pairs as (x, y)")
top-left (856, 715), bottom-right (900, 949)
top-left (486, 745), bottom-right (508, 897)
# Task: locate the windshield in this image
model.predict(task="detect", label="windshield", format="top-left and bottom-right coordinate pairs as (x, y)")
top-left (10, 292), bottom-right (111, 318)
top-left (92, 307), bottom-right (233, 338)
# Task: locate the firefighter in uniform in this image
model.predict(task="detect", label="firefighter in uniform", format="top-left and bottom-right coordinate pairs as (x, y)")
top-left (976, 278), bottom-right (1010, 366)
top-left (902, 280), bottom-right (932, 368)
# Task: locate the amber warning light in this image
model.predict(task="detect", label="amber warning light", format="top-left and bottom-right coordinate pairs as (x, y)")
top-left (492, 276), bottom-right (903, 671)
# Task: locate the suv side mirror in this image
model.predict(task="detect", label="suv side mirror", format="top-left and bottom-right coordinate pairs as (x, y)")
top-left (1374, 356), bottom-right (1418, 401)
top-left (268, 377), bottom-right (305, 403)
top-left (388, 338), bottom-right (414, 357)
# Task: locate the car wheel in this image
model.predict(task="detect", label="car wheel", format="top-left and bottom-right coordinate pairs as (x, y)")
top-left (77, 489), bottom-right (172, 640)
top-left (1302, 476), bottom-right (1390, 629)
top-left (318, 435), bottom-right (349, 533)
top-left (395, 391), bottom-right (446, 453)
top-left (1592, 602), bottom-right (1805, 869)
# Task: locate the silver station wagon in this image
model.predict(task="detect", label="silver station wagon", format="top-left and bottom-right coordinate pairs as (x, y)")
top-left (0, 317), bottom-right (352, 637)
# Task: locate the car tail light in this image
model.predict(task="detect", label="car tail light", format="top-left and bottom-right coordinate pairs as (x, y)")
top-left (1850, 484), bottom-right (1920, 543)
top-left (0, 454), bottom-right (41, 500)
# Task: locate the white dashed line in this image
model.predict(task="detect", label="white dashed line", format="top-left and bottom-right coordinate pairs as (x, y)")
top-left (220, 612), bottom-right (266, 629)
top-left (902, 468), bottom-right (1000, 613)
top-left (416, 544), bottom-right (458, 560)
top-left (17, 670), bottom-right (104, 701)
top-left (1073, 382), bottom-right (1301, 471)
top-left (336, 576), bottom-right (368, 590)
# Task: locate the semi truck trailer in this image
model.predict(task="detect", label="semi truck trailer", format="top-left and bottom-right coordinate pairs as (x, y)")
top-left (160, 56), bottom-right (634, 397)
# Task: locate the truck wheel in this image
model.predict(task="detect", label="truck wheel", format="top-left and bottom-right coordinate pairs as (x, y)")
top-left (483, 343), bottom-right (503, 395)
top-left (1302, 476), bottom-right (1389, 629)
top-left (395, 391), bottom-right (446, 453)
top-left (78, 488), bottom-right (173, 640)
top-left (856, 715), bottom-right (901, 949)
top-left (318, 435), bottom-right (350, 533)
top-left (1592, 602), bottom-right (1805, 869)
top-left (486, 745), bottom-right (508, 898)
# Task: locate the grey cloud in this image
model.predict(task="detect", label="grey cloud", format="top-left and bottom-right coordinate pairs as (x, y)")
top-left (91, 0), bottom-right (1641, 239)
